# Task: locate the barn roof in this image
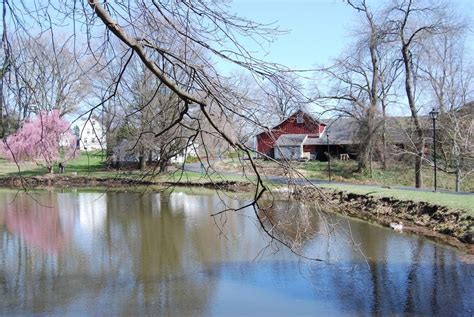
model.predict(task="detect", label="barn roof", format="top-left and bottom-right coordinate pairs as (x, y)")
top-left (319, 117), bottom-right (359, 145)
top-left (318, 116), bottom-right (435, 146)
top-left (276, 134), bottom-right (307, 146)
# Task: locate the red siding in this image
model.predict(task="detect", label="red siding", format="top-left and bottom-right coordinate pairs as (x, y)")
top-left (256, 112), bottom-right (326, 156)
top-left (303, 145), bottom-right (316, 152)
top-left (257, 132), bottom-right (279, 154)
top-left (319, 124), bottom-right (326, 134)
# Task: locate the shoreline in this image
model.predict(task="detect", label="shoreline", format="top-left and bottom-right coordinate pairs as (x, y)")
top-left (292, 187), bottom-right (473, 254)
top-left (0, 175), bottom-right (255, 192)
top-left (0, 175), bottom-right (472, 254)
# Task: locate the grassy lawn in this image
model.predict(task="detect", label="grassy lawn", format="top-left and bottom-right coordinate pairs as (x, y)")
top-left (234, 158), bottom-right (473, 192)
top-left (65, 150), bottom-right (107, 174)
top-left (0, 150), bottom-right (107, 177)
top-left (317, 183), bottom-right (474, 215)
top-left (0, 153), bottom-right (250, 184)
top-left (297, 160), bottom-right (474, 192)
top-left (156, 170), bottom-right (254, 183)
top-left (0, 158), bottom-right (46, 177)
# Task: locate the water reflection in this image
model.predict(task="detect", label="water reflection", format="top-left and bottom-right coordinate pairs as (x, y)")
top-left (0, 189), bottom-right (472, 316)
top-left (2, 191), bottom-right (72, 252)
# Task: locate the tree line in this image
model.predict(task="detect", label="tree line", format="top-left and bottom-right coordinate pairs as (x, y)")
top-left (0, 0), bottom-right (472, 191)
top-left (316, 0), bottom-right (472, 190)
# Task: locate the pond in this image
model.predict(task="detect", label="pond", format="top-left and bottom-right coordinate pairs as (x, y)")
top-left (0, 188), bottom-right (472, 316)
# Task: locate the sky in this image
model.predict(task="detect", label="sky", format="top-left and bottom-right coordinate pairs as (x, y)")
top-left (227, 0), bottom-right (356, 71)
top-left (218, 0), bottom-right (474, 115)
top-left (224, 0), bottom-right (474, 71)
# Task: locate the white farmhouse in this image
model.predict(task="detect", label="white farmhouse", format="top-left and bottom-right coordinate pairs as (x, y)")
top-left (74, 118), bottom-right (106, 151)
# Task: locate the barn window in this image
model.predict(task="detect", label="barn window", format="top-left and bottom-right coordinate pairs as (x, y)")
top-left (296, 113), bottom-right (304, 124)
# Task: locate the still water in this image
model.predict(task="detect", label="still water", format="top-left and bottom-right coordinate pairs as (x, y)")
top-left (0, 188), bottom-right (472, 316)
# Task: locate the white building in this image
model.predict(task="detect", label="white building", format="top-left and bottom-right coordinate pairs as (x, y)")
top-left (170, 142), bottom-right (198, 164)
top-left (74, 118), bottom-right (106, 151)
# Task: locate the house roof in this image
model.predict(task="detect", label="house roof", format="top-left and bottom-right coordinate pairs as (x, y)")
top-left (275, 134), bottom-right (307, 147)
top-left (320, 115), bottom-right (443, 146)
top-left (319, 117), bottom-right (360, 145)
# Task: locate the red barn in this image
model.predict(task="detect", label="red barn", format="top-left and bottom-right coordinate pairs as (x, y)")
top-left (256, 110), bottom-right (327, 160)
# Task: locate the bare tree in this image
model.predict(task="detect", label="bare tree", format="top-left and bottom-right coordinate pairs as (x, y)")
top-left (377, 36), bottom-right (403, 170)
top-left (221, 71), bottom-right (265, 146)
top-left (386, 0), bottom-right (453, 188)
top-left (316, 0), bottom-right (399, 173)
top-left (3, 35), bottom-right (89, 121)
top-left (264, 72), bottom-right (308, 123)
top-left (113, 57), bottom-right (194, 172)
top-left (440, 105), bottom-right (474, 191)
top-left (420, 30), bottom-right (473, 191)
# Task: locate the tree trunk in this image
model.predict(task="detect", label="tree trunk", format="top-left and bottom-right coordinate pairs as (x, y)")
top-left (158, 159), bottom-right (168, 174)
top-left (0, 75), bottom-right (4, 138)
top-left (138, 147), bottom-right (146, 170)
top-left (455, 164), bottom-right (460, 192)
top-left (148, 150), bottom-right (153, 165)
top-left (414, 150), bottom-right (423, 188)
top-left (402, 44), bottom-right (424, 188)
top-left (139, 155), bottom-right (146, 170)
top-left (358, 108), bottom-right (376, 174)
top-left (381, 129), bottom-right (387, 170)
top-left (358, 144), bottom-right (370, 172)
top-left (381, 99), bottom-right (387, 170)
top-left (369, 148), bottom-right (373, 178)
top-left (0, 59), bottom-right (6, 138)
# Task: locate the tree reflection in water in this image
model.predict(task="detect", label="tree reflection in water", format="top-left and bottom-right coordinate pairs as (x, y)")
top-left (0, 189), bottom-right (472, 316)
top-left (3, 191), bottom-right (73, 252)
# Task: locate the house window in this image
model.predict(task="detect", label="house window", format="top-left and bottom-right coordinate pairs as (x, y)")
top-left (296, 113), bottom-right (304, 124)
top-left (87, 129), bottom-right (91, 135)
top-left (92, 138), bottom-right (96, 143)
top-left (84, 138), bottom-right (88, 144)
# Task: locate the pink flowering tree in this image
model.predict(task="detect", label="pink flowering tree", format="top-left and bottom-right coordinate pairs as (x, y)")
top-left (0, 110), bottom-right (78, 173)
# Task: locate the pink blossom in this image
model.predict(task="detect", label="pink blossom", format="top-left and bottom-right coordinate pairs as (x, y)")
top-left (0, 110), bottom-right (78, 172)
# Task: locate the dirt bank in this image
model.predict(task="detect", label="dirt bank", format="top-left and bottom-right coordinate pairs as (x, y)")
top-left (292, 187), bottom-right (473, 253)
top-left (0, 175), bottom-right (255, 192)
top-left (0, 175), bottom-right (156, 187)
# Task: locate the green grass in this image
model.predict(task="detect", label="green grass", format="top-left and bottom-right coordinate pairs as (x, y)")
top-left (297, 160), bottom-right (473, 192)
top-left (157, 170), bottom-right (253, 184)
top-left (0, 150), bottom-right (107, 177)
top-left (318, 183), bottom-right (474, 215)
top-left (66, 150), bottom-right (107, 174)
top-left (300, 160), bottom-right (361, 180)
top-left (0, 158), bottom-right (47, 177)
